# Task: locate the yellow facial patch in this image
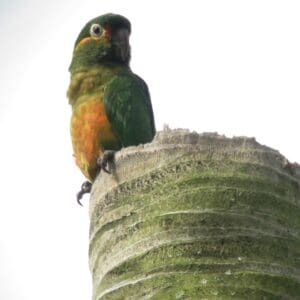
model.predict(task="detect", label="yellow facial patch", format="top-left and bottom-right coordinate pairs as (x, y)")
top-left (75, 37), bottom-right (92, 52)
top-left (75, 29), bottom-right (111, 52)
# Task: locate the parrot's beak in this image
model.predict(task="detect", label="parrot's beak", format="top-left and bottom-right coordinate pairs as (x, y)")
top-left (112, 28), bottom-right (130, 62)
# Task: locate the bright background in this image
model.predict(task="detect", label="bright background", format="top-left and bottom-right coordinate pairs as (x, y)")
top-left (0, 1), bottom-right (299, 299)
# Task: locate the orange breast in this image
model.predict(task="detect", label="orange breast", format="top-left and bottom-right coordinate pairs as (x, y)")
top-left (70, 95), bottom-right (119, 180)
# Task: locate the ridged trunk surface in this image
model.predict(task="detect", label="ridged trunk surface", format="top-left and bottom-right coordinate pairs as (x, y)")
top-left (89, 129), bottom-right (300, 299)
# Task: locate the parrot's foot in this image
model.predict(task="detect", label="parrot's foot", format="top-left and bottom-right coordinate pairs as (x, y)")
top-left (76, 181), bottom-right (92, 206)
top-left (97, 150), bottom-right (115, 174)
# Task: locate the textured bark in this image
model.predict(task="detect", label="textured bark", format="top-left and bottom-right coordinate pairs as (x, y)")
top-left (89, 129), bottom-right (300, 300)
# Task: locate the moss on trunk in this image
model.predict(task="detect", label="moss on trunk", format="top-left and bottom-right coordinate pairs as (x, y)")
top-left (89, 129), bottom-right (300, 299)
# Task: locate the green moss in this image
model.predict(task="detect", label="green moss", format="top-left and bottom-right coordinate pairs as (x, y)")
top-left (96, 272), bottom-right (300, 299)
top-left (90, 146), bottom-right (300, 299)
top-left (99, 235), bottom-right (299, 288)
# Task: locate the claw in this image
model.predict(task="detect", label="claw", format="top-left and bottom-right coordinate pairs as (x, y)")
top-left (97, 157), bottom-right (110, 174)
top-left (76, 181), bottom-right (92, 206)
top-left (97, 150), bottom-right (115, 174)
top-left (76, 151), bottom-right (115, 206)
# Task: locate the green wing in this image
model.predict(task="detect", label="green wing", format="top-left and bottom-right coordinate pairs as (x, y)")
top-left (104, 70), bottom-right (155, 147)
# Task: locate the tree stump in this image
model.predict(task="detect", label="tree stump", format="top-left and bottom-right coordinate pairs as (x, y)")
top-left (89, 129), bottom-right (300, 299)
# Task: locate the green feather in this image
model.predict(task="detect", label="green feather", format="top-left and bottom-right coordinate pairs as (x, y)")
top-left (74, 14), bottom-right (131, 48)
top-left (69, 14), bottom-right (131, 72)
top-left (68, 13), bottom-right (156, 156)
top-left (104, 69), bottom-right (155, 147)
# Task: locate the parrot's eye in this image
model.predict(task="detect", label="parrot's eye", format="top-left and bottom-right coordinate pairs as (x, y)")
top-left (90, 24), bottom-right (103, 38)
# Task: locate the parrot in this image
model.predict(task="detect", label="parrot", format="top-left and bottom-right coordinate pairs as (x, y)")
top-left (67, 13), bottom-right (156, 205)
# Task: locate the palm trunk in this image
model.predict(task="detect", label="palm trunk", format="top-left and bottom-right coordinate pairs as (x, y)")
top-left (89, 129), bottom-right (300, 299)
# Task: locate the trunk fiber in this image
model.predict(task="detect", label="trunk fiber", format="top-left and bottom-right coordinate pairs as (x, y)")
top-left (89, 129), bottom-right (300, 299)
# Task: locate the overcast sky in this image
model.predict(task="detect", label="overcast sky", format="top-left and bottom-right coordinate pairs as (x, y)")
top-left (0, 1), bottom-right (299, 299)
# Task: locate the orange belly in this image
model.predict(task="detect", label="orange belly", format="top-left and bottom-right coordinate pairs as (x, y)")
top-left (70, 95), bottom-right (120, 180)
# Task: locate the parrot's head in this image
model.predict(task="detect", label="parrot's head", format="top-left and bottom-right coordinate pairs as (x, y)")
top-left (69, 13), bottom-right (131, 72)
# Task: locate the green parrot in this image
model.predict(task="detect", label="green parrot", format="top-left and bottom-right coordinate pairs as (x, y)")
top-left (67, 13), bottom-right (156, 205)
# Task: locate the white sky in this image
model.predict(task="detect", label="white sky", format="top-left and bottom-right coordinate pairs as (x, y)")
top-left (0, 1), bottom-right (299, 299)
